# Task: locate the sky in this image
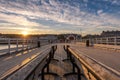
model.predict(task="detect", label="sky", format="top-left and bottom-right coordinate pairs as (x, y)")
top-left (0, 0), bottom-right (120, 35)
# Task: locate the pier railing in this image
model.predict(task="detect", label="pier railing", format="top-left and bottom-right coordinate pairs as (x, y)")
top-left (0, 38), bottom-right (49, 55)
top-left (81, 36), bottom-right (120, 45)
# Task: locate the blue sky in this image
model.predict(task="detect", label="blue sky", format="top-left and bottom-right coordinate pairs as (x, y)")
top-left (0, 0), bottom-right (120, 35)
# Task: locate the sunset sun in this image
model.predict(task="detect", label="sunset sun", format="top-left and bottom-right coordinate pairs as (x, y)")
top-left (22, 31), bottom-right (29, 36)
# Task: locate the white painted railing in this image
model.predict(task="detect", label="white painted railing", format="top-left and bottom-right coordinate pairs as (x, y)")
top-left (0, 38), bottom-right (39, 55)
top-left (81, 36), bottom-right (120, 45)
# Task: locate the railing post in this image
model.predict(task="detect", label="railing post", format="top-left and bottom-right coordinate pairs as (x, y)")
top-left (31, 40), bottom-right (33, 49)
top-left (31, 40), bottom-right (33, 48)
top-left (100, 38), bottom-right (102, 44)
top-left (114, 37), bottom-right (117, 45)
top-left (106, 37), bottom-right (108, 45)
top-left (96, 38), bottom-right (98, 44)
top-left (16, 39), bottom-right (18, 52)
top-left (32, 40), bottom-right (34, 48)
top-left (27, 40), bottom-right (29, 50)
top-left (8, 39), bottom-right (11, 54)
top-left (22, 39), bottom-right (24, 51)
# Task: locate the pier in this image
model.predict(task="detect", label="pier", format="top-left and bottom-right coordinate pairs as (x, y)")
top-left (0, 0), bottom-right (120, 80)
top-left (0, 39), bottom-right (120, 80)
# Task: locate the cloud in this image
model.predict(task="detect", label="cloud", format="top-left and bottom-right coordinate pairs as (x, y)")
top-left (0, 0), bottom-right (120, 35)
top-left (83, 0), bottom-right (88, 3)
top-left (97, 10), bottom-right (103, 15)
top-left (0, 13), bottom-right (40, 27)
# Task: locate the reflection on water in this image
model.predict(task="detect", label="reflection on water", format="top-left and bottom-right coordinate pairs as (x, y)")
top-left (0, 44), bottom-right (28, 55)
top-left (0, 44), bottom-right (22, 50)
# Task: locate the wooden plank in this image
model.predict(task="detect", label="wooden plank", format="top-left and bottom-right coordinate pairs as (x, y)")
top-left (39, 45), bottom-right (84, 80)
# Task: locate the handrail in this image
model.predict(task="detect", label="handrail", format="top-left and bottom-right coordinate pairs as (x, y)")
top-left (81, 36), bottom-right (120, 45)
top-left (0, 38), bottom-right (51, 55)
top-left (68, 48), bottom-right (104, 80)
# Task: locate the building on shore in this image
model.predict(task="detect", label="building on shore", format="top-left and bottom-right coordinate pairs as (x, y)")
top-left (83, 30), bottom-right (120, 39)
top-left (101, 30), bottom-right (120, 37)
top-left (82, 30), bottom-right (120, 45)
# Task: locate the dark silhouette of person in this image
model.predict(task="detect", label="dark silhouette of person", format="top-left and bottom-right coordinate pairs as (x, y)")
top-left (37, 40), bottom-right (40, 47)
top-left (86, 40), bottom-right (89, 47)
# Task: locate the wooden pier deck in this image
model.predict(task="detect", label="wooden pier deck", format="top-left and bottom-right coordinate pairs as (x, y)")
top-left (0, 44), bottom-right (106, 80)
top-left (38, 45), bottom-right (86, 80)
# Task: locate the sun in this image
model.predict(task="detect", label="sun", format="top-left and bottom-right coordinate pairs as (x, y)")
top-left (22, 31), bottom-right (29, 36)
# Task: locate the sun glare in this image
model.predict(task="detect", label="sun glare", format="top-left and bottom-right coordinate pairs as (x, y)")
top-left (22, 31), bottom-right (28, 36)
